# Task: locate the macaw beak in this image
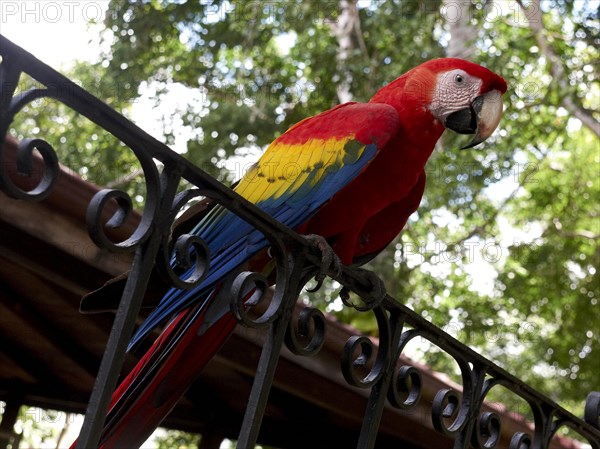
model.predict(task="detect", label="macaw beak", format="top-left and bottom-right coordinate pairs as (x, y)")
top-left (444, 89), bottom-right (504, 149)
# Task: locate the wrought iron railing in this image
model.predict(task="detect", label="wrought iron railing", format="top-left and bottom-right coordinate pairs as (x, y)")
top-left (1, 35), bottom-right (598, 449)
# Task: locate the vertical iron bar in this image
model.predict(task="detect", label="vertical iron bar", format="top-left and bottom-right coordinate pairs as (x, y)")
top-left (531, 401), bottom-right (554, 449)
top-left (356, 372), bottom-right (393, 449)
top-left (75, 236), bottom-right (163, 449)
top-left (0, 58), bottom-right (21, 139)
top-left (453, 363), bottom-right (486, 449)
top-left (0, 393), bottom-right (22, 449)
top-left (356, 310), bottom-right (404, 449)
top-left (236, 253), bottom-right (307, 449)
top-left (76, 165), bottom-right (183, 449)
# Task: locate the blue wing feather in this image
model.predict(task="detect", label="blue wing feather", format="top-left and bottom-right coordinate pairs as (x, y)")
top-left (129, 105), bottom-right (398, 349)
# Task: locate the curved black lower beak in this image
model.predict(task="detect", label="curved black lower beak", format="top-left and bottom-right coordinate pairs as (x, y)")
top-left (445, 99), bottom-right (481, 135)
top-left (444, 90), bottom-right (503, 149)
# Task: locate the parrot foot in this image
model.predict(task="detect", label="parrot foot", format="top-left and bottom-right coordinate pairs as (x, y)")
top-left (303, 234), bottom-right (342, 293)
top-left (340, 268), bottom-right (387, 311)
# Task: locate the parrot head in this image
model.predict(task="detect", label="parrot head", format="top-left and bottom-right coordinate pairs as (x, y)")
top-left (371, 58), bottom-right (507, 149)
top-left (426, 59), bottom-right (507, 148)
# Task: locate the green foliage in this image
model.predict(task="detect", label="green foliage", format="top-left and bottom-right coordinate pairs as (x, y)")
top-left (8, 406), bottom-right (77, 448)
top-left (497, 127), bottom-right (599, 401)
top-left (152, 429), bottom-right (200, 449)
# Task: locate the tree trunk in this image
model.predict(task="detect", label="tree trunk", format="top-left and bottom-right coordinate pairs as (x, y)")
top-left (442, 0), bottom-right (478, 59)
top-left (329, 0), bottom-right (357, 103)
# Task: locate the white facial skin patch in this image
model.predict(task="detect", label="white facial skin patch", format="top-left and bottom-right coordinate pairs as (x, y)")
top-left (429, 69), bottom-right (483, 123)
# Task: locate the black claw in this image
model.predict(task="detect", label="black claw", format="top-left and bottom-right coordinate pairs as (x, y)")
top-left (339, 287), bottom-right (351, 306)
top-left (339, 268), bottom-right (387, 311)
top-left (307, 278), bottom-right (325, 293)
top-left (362, 270), bottom-right (387, 306)
top-left (303, 234), bottom-right (342, 291)
top-left (330, 255), bottom-right (343, 277)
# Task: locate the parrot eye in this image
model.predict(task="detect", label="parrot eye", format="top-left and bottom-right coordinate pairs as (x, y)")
top-left (454, 74), bottom-right (465, 84)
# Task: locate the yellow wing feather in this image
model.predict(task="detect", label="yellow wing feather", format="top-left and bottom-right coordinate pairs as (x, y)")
top-left (234, 136), bottom-right (365, 206)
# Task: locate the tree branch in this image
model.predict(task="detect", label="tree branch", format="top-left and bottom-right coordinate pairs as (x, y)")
top-left (105, 168), bottom-right (144, 189)
top-left (516, 0), bottom-right (599, 137)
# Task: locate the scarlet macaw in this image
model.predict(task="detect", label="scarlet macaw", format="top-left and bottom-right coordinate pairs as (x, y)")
top-left (74, 58), bottom-right (506, 448)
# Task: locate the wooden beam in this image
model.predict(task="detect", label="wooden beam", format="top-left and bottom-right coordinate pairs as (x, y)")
top-left (0, 382), bottom-right (88, 415)
top-left (0, 194), bottom-right (132, 281)
top-left (0, 299), bottom-right (95, 390)
top-left (0, 283), bottom-right (100, 379)
top-left (199, 432), bottom-right (224, 449)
